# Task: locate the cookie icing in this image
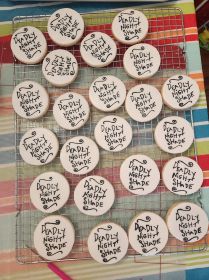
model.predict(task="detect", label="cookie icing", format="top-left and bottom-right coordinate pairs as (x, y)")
top-left (129, 212), bottom-right (168, 256)
top-left (19, 128), bottom-right (59, 166)
top-left (94, 115), bottom-right (132, 152)
top-left (53, 92), bottom-right (90, 130)
top-left (74, 175), bottom-right (115, 216)
top-left (60, 136), bottom-right (99, 175)
top-left (88, 222), bottom-right (128, 264)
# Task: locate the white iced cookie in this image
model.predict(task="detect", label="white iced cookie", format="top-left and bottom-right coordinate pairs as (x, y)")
top-left (34, 215), bottom-right (75, 260)
top-left (80, 32), bottom-right (117, 67)
top-left (123, 43), bottom-right (161, 80)
top-left (162, 75), bottom-right (200, 110)
top-left (166, 202), bottom-right (208, 243)
top-left (89, 75), bottom-right (126, 112)
top-left (60, 136), bottom-right (99, 175)
top-left (30, 172), bottom-right (70, 213)
top-left (154, 116), bottom-right (194, 154)
top-left (74, 175), bottom-right (115, 216)
top-left (47, 8), bottom-right (84, 47)
top-left (53, 92), bottom-right (90, 130)
top-left (129, 212), bottom-right (168, 256)
top-left (12, 81), bottom-right (49, 120)
top-left (42, 49), bottom-right (78, 87)
top-left (162, 156), bottom-right (203, 195)
top-left (11, 26), bottom-right (47, 64)
top-left (88, 222), bottom-right (128, 264)
top-left (125, 84), bottom-right (162, 122)
top-left (19, 128), bottom-right (59, 166)
top-left (112, 9), bottom-right (148, 45)
top-left (120, 155), bottom-right (160, 195)
top-left (94, 115), bottom-right (132, 152)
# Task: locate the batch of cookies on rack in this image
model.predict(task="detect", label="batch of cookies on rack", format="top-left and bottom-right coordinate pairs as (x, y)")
top-left (11, 8), bottom-right (208, 264)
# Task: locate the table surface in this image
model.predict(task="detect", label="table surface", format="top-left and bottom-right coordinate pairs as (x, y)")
top-left (1, 1), bottom-right (209, 280)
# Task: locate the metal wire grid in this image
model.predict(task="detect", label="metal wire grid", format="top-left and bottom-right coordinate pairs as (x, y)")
top-left (13, 8), bottom-right (207, 264)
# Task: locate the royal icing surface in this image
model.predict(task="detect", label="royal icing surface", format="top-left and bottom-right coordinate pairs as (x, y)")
top-left (125, 84), bottom-right (162, 122)
top-left (112, 9), bottom-right (148, 45)
top-left (74, 176), bottom-right (115, 216)
top-left (60, 136), bottom-right (99, 175)
top-left (120, 155), bottom-right (160, 195)
top-left (53, 92), bottom-right (90, 130)
top-left (154, 116), bottom-right (194, 154)
top-left (19, 128), bottom-right (59, 166)
top-left (88, 222), bottom-right (128, 264)
top-left (11, 26), bottom-right (47, 64)
top-left (94, 115), bottom-right (132, 152)
top-left (129, 212), bottom-right (168, 256)
top-left (30, 172), bottom-right (70, 213)
top-left (42, 49), bottom-right (78, 87)
top-left (162, 75), bottom-right (200, 110)
top-left (80, 32), bottom-right (117, 67)
top-left (89, 75), bottom-right (126, 112)
top-left (166, 202), bottom-right (208, 243)
top-left (47, 8), bottom-right (84, 47)
top-left (34, 215), bottom-right (75, 260)
top-left (162, 156), bottom-right (203, 195)
top-left (123, 43), bottom-right (161, 80)
top-left (12, 81), bottom-right (49, 120)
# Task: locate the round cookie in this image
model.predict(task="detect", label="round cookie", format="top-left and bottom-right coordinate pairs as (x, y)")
top-left (30, 172), bottom-right (70, 213)
top-left (12, 81), bottom-right (49, 120)
top-left (154, 116), bottom-right (194, 154)
top-left (34, 215), bottom-right (75, 260)
top-left (11, 26), bottom-right (47, 64)
top-left (112, 9), bottom-right (148, 45)
top-left (162, 75), bottom-right (200, 110)
top-left (42, 49), bottom-right (78, 87)
top-left (53, 92), bottom-right (90, 130)
top-left (87, 222), bottom-right (128, 264)
top-left (80, 32), bottom-right (117, 68)
top-left (89, 75), bottom-right (126, 112)
top-left (60, 136), bottom-right (99, 175)
top-left (162, 156), bottom-right (203, 195)
top-left (129, 212), bottom-right (168, 256)
top-left (47, 8), bottom-right (85, 47)
top-left (19, 128), bottom-right (59, 166)
top-left (166, 202), bottom-right (208, 243)
top-left (74, 175), bottom-right (115, 216)
top-left (125, 84), bottom-right (162, 122)
top-left (123, 43), bottom-right (161, 80)
top-left (94, 115), bottom-right (132, 152)
top-left (120, 154), bottom-right (160, 195)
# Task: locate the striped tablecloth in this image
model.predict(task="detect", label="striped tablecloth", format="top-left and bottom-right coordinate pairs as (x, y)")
top-left (1, 1), bottom-right (209, 279)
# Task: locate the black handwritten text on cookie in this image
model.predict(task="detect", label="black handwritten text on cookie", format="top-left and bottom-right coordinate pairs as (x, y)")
top-left (50, 12), bottom-right (81, 40)
top-left (130, 46), bottom-right (153, 76)
top-left (37, 177), bottom-right (61, 210)
top-left (13, 27), bottom-right (42, 59)
top-left (45, 55), bottom-right (76, 77)
top-left (42, 220), bottom-right (67, 257)
top-left (128, 158), bottom-right (151, 191)
top-left (83, 34), bottom-right (113, 63)
top-left (167, 76), bottom-right (194, 107)
top-left (171, 160), bottom-right (195, 194)
top-left (94, 225), bottom-right (121, 263)
top-left (135, 216), bottom-right (160, 254)
top-left (176, 206), bottom-right (201, 242)
top-left (163, 120), bottom-right (185, 150)
top-left (66, 139), bottom-right (91, 172)
top-left (101, 118), bottom-right (126, 150)
top-left (82, 177), bottom-right (107, 212)
top-left (17, 84), bottom-right (42, 117)
top-left (118, 11), bottom-right (141, 41)
top-left (23, 131), bottom-right (53, 163)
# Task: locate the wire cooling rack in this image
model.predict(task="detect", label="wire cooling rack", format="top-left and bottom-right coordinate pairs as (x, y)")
top-left (13, 7), bottom-right (207, 264)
